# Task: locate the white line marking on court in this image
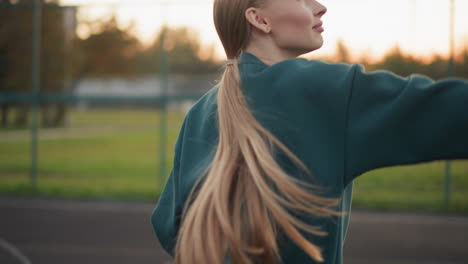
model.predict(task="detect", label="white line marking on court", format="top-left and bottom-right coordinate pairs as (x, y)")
top-left (0, 238), bottom-right (32, 264)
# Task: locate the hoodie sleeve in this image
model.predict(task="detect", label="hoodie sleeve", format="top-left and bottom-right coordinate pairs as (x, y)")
top-left (150, 121), bottom-right (186, 257)
top-left (151, 168), bottom-right (181, 257)
top-left (345, 64), bottom-right (468, 186)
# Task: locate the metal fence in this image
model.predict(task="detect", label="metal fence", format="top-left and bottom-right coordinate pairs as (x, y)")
top-left (0, 1), bottom-right (212, 195)
top-left (0, 0), bottom-right (464, 207)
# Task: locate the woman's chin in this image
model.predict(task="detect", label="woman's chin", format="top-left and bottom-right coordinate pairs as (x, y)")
top-left (303, 42), bottom-right (324, 55)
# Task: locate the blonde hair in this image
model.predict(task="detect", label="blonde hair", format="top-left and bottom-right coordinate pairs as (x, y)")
top-left (173, 0), bottom-right (343, 263)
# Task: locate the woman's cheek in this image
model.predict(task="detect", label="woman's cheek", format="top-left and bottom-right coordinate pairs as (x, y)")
top-left (292, 8), bottom-right (314, 28)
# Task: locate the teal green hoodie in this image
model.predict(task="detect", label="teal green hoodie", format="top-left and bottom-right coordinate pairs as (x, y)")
top-left (151, 52), bottom-right (468, 264)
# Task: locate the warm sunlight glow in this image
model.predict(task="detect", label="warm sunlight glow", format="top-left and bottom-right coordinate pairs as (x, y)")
top-left (62, 0), bottom-right (468, 61)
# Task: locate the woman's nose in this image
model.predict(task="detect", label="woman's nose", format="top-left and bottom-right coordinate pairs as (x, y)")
top-left (314, 1), bottom-right (327, 17)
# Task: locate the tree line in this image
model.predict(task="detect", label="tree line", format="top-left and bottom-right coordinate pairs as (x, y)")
top-left (330, 39), bottom-right (468, 80)
top-left (1, 0), bottom-right (467, 128)
top-left (0, 1), bottom-right (220, 128)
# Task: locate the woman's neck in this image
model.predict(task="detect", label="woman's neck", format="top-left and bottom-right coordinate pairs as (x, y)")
top-left (243, 35), bottom-right (300, 66)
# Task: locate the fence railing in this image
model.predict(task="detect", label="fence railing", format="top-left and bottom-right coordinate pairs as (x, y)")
top-left (0, 1), bottom-right (210, 194)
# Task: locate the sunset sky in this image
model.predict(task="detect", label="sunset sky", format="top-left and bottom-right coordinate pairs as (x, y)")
top-left (61, 0), bottom-right (468, 61)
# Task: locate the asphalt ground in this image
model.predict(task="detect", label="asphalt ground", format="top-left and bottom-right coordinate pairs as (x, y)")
top-left (0, 198), bottom-right (467, 264)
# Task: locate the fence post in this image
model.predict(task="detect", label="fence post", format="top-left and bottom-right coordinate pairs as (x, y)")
top-left (30, 0), bottom-right (42, 188)
top-left (158, 3), bottom-right (169, 187)
top-left (444, 0), bottom-right (455, 208)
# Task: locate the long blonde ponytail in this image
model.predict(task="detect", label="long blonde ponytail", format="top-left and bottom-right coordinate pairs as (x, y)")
top-left (173, 1), bottom-right (343, 263)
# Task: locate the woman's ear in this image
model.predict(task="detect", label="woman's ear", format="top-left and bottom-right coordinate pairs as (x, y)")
top-left (245, 7), bottom-right (271, 34)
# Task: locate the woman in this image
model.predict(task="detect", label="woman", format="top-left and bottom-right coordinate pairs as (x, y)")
top-left (151, 0), bottom-right (468, 263)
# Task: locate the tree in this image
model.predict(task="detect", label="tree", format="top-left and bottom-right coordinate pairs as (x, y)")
top-left (74, 16), bottom-right (141, 78)
top-left (0, 0), bottom-right (76, 128)
top-left (455, 44), bottom-right (468, 78)
top-left (335, 39), bottom-right (350, 63)
top-left (138, 26), bottom-right (219, 75)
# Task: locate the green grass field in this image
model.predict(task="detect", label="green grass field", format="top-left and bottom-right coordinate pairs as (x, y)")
top-left (0, 109), bottom-right (467, 213)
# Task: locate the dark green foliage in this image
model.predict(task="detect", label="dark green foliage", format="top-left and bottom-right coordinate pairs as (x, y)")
top-left (329, 41), bottom-right (468, 80)
top-left (0, 0), bottom-right (73, 128)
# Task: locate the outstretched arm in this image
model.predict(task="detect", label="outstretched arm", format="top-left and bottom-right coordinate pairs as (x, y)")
top-left (345, 64), bottom-right (468, 186)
